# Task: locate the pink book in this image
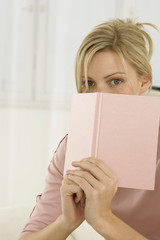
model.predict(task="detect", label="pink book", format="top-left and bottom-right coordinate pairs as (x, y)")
top-left (64, 93), bottom-right (160, 190)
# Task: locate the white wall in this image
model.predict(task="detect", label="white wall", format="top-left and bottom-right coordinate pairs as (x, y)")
top-left (0, 106), bottom-right (70, 208)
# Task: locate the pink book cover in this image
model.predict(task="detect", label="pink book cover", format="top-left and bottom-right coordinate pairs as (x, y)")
top-left (64, 93), bottom-right (160, 190)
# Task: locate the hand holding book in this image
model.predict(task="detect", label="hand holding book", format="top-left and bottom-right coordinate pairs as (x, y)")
top-left (67, 157), bottom-right (118, 231)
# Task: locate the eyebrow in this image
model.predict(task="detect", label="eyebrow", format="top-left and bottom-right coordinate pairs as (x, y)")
top-left (81, 72), bottom-right (126, 80)
top-left (104, 72), bottom-right (126, 79)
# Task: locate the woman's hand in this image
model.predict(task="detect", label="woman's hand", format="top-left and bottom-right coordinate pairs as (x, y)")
top-left (60, 174), bottom-right (85, 231)
top-left (66, 157), bottom-right (118, 232)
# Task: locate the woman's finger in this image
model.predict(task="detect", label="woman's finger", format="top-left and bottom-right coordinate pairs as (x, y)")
top-left (72, 157), bottom-right (118, 185)
top-left (67, 169), bottom-right (102, 189)
top-left (61, 175), bottom-right (84, 203)
top-left (67, 174), bottom-right (93, 199)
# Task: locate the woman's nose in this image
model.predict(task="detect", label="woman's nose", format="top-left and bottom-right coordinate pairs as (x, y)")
top-left (97, 84), bottom-right (106, 93)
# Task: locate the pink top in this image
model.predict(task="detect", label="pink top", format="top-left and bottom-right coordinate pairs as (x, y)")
top-left (20, 131), bottom-right (160, 240)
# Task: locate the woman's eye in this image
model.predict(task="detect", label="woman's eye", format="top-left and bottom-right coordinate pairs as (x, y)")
top-left (82, 80), bottom-right (95, 87)
top-left (88, 80), bottom-right (94, 87)
top-left (110, 79), bottom-right (122, 86)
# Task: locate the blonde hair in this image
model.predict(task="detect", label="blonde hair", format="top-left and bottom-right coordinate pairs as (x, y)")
top-left (75, 18), bottom-right (158, 93)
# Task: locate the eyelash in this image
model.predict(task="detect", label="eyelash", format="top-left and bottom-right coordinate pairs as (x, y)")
top-left (82, 79), bottom-right (124, 88)
top-left (109, 79), bottom-right (123, 86)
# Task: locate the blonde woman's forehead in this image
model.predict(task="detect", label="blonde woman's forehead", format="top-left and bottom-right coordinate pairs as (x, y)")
top-left (87, 51), bottom-right (128, 76)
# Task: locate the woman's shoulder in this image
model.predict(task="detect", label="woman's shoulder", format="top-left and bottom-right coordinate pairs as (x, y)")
top-left (49, 134), bottom-right (68, 175)
top-left (54, 134), bottom-right (68, 155)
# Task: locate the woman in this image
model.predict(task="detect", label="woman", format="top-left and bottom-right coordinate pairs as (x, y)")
top-left (19, 18), bottom-right (160, 240)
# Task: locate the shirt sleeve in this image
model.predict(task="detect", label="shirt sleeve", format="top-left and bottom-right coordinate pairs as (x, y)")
top-left (19, 134), bottom-right (68, 238)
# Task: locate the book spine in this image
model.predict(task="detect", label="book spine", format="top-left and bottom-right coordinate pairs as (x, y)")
top-left (91, 93), bottom-right (103, 157)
